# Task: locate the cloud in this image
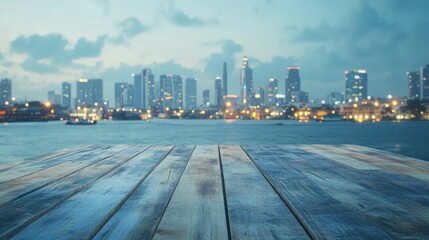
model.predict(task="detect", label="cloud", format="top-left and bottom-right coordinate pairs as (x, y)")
top-left (165, 7), bottom-right (217, 27)
top-left (119, 17), bottom-right (148, 38)
top-left (202, 40), bottom-right (243, 79)
top-left (0, 51), bottom-right (4, 62)
top-left (9, 33), bottom-right (107, 73)
top-left (292, 22), bottom-right (339, 42)
top-left (92, 0), bottom-right (110, 17)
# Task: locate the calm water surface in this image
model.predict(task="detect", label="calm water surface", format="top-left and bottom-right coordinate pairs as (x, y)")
top-left (1, 119), bottom-right (428, 164)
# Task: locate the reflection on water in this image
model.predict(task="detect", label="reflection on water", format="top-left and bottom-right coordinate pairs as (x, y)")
top-left (1, 119), bottom-right (428, 164)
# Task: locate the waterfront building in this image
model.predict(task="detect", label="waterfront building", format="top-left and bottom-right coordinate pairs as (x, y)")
top-left (47, 91), bottom-right (61, 105)
top-left (253, 87), bottom-right (265, 108)
top-left (185, 78), bottom-right (197, 110)
top-left (62, 82), bottom-right (71, 109)
top-left (215, 77), bottom-right (222, 108)
top-left (327, 91), bottom-right (345, 106)
top-left (285, 66), bottom-right (301, 103)
top-left (133, 73), bottom-right (143, 109)
top-left (421, 65), bottom-right (429, 100)
top-left (115, 82), bottom-right (134, 108)
top-left (240, 54), bottom-right (253, 107)
top-left (222, 62), bottom-right (228, 97)
top-left (0, 78), bottom-right (12, 106)
top-left (291, 91), bottom-right (309, 103)
top-left (203, 89), bottom-right (210, 106)
top-left (76, 78), bottom-right (103, 109)
top-left (407, 71), bottom-right (420, 100)
top-left (160, 74), bottom-right (183, 110)
top-left (345, 70), bottom-right (368, 102)
top-left (266, 78), bottom-right (278, 106)
top-left (275, 94), bottom-right (285, 105)
top-left (134, 69), bottom-right (154, 110)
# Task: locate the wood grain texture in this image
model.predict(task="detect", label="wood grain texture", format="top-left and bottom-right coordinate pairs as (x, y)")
top-left (220, 145), bottom-right (309, 240)
top-left (12, 145), bottom-right (173, 240)
top-left (153, 145), bottom-right (228, 240)
top-left (93, 145), bottom-right (194, 240)
top-left (242, 145), bottom-right (393, 239)
top-left (0, 145), bottom-right (147, 239)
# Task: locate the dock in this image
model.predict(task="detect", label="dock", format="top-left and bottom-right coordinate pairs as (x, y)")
top-left (1, 144), bottom-right (429, 239)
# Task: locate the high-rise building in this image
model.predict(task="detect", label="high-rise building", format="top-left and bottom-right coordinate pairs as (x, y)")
top-left (134, 68), bottom-right (155, 110)
top-left (185, 78), bottom-right (197, 110)
top-left (62, 82), bottom-right (71, 109)
top-left (76, 78), bottom-right (103, 109)
top-left (407, 71), bottom-right (420, 100)
top-left (345, 70), bottom-right (368, 102)
top-left (222, 62), bottom-right (228, 97)
top-left (215, 77), bottom-right (222, 108)
top-left (253, 87), bottom-right (265, 107)
top-left (327, 91), bottom-right (345, 106)
top-left (421, 65), bottom-right (429, 100)
top-left (266, 78), bottom-right (278, 106)
top-left (240, 54), bottom-right (253, 107)
top-left (115, 82), bottom-right (134, 108)
top-left (133, 73), bottom-right (144, 109)
top-left (145, 69), bottom-right (155, 109)
top-left (160, 74), bottom-right (183, 110)
top-left (285, 66), bottom-right (301, 103)
top-left (203, 89), bottom-right (210, 106)
top-left (48, 91), bottom-right (61, 105)
top-left (0, 78), bottom-right (12, 106)
top-left (291, 91), bottom-right (309, 103)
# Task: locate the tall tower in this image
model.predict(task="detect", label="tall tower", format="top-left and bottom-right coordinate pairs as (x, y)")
top-left (285, 66), bottom-right (301, 103)
top-left (345, 70), bottom-right (368, 102)
top-left (240, 54), bottom-right (253, 107)
top-left (215, 77), bottom-right (222, 108)
top-left (222, 62), bottom-right (228, 97)
top-left (76, 78), bottom-right (103, 109)
top-left (421, 65), bottom-right (429, 100)
top-left (0, 78), bottom-right (12, 106)
top-left (160, 74), bottom-right (183, 110)
top-left (145, 69), bottom-right (155, 109)
top-left (62, 82), bottom-right (71, 109)
top-left (203, 89), bottom-right (210, 106)
top-left (407, 71), bottom-right (420, 100)
top-left (185, 78), bottom-right (197, 110)
top-left (266, 78), bottom-right (278, 106)
top-left (133, 73), bottom-right (144, 109)
top-left (115, 82), bottom-right (134, 108)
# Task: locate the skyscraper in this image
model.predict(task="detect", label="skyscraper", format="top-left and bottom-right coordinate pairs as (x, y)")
top-left (285, 66), bottom-right (301, 103)
top-left (134, 68), bottom-right (154, 110)
top-left (345, 70), bottom-right (368, 102)
top-left (48, 91), bottom-right (61, 105)
top-left (215, 77), bottom-right (222, 108)
top-left (407, 71), bottom-right (420, 100)
top-left (76, 78), bottom-right (103, 109)
top-left (266, 78), bottom-right (278, 106)
top-left (133, 73), bottom-right (144, 109)
top-left (222, 62), bottom-right (228, 97)
top-left (160, 74), bottom-right (183, 110)
top-left (185, 78), bottom-right (197, 110)
top-left (254, 87), bottom-right (265, 107)
top-left (62, 82), bottom-right (71, 109)
top-left (421, 65), bottom-right (429, 100)
top-left (145, 69), bottom-right (155, 109)
top-left (115, 82), bottom-right (134, 108)
top-left (240, 54), bottom-right (253, 107)
top-left (203, 89), bottom-right (210, 106)
top-left (0, 78), bottom-right (12, 106)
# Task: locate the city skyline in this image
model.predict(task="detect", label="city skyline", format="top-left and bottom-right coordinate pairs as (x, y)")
top-left (1, 1), bottom-right (429, 102)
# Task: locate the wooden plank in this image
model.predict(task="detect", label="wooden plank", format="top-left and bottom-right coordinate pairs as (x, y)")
top-left (0, 145), bottom-right (94, 173)
top-left (0, 145), bottom-right (128, 207)
top-left (11, 145), bottom-right (173, 240)
top-left (321, 144), bottom-right (429, 183)
top-left (242, 145), bottom-right (393, 239)
top-left (296, 145), bottom-right (380, 170)
top-left (279, 145), bottom-right (429, 239)
top-left (0, 145), bottom-right (149, 239)
top-left (0, 145), bottom-right (104, 183)
top-left (153, 145), bottom-right (228, 240)
top-left (339, 144), bottom-right (429, 172)
top-left (93, 145), bottom-right (195, 240)
top-left (220, 145), bottom-right (309, 239)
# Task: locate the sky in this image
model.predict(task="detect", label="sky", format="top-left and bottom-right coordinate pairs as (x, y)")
top-left (1, 0), bottom-right (428, 104)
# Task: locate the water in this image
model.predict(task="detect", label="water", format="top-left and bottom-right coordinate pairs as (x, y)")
top-left (1, 119), bottom-right (428, 165)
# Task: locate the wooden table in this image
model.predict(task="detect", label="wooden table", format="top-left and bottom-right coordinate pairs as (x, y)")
top-left (0, 145), bottom-right (428, 239)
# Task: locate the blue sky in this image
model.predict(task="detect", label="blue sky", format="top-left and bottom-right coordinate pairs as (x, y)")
top-left (1, 0), bottom-right (428, 103)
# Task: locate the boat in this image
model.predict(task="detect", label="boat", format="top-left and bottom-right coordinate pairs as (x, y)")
top-left (66, 112), bottom-right (97, 125)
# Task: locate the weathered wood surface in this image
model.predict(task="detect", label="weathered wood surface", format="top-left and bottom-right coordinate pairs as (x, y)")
top-left (0, 144), bottom-right (428, 239)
